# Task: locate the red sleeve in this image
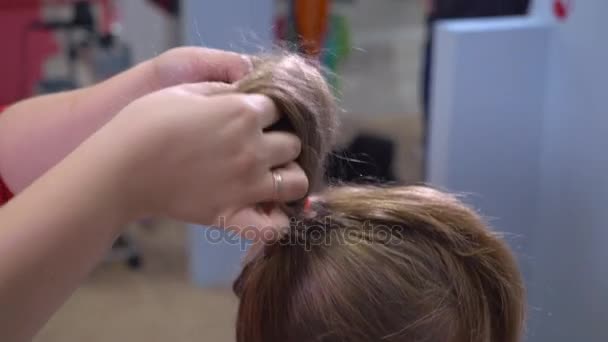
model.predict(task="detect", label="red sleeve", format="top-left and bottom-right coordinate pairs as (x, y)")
top-left (0, 105), bottom-right (14, 205)
top-left (0, 178), bottom-right (13, 205)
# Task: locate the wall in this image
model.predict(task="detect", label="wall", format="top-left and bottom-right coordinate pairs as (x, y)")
top-left (116, 0), bottom-right (178, 63)
top-left (428, 0), bottom-right (608, 340)
top-left (428, 17), bottom-right (552, 279)
top-left (182, 0), bottom-right (273, 54)
top-left (531, 1), bottom-right (608, 340)
top-left (338, 0), bottom-right (424, 117)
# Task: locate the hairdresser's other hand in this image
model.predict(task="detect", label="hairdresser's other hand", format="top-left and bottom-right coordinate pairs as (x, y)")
top-left (104, 46), bottom-right (252, 116)
top-left (83, 82), bottom-right (308, 225)
top-left (0, 47), bottom-right (251, 194)
top-left (148, 47), bottom-right (252, 88)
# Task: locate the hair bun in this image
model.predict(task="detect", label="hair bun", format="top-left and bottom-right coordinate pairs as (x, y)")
top-left (235, 54), bottom-right (339, 201)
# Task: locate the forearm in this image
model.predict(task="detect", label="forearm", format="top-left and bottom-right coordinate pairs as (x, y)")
top-left (0, 60), bottom-right (159, 193)
top-left (0, 138), bottom-right (133, 342)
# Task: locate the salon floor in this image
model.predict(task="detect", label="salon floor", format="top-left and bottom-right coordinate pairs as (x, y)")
top-left (35, 221), bottom-right (238, 342)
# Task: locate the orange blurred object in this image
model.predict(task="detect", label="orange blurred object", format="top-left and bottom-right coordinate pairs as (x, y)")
top-left (294, 0), bottom-right (330, 56)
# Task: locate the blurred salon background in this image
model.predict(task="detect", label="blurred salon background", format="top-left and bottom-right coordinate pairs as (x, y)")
top-left (0, 0), bottom-right (606, 341)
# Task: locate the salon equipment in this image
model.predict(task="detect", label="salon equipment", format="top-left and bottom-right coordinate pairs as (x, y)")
top-left (321, 14), bottom-right (351, 88)
top-left (91, 33), bottom-right (132, 83)
top-left (13, 1), bottom-right (121, 96)
top-left (291, 0), bottom-right (330, 56)
top-left (31, 1), bottom-right (96, 94)
top-left (0, 1), bottom-right (119, 100)
top-left (278, 0), bottom-right (352, 89)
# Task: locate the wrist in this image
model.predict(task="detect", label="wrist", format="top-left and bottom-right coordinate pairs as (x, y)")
top-left (66, 150), bottom-right (139, 227)
top-left (57, 124), bottom-right (146, 225)
top-left (84, 60), bottom-right (161, 122)
top-left (83, 114), bottom-right (165, 221)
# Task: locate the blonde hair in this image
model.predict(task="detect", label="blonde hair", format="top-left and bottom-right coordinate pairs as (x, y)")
top-left (232, 54), bottom-right (525, 342)
top-left (236, 54), bottom-right (338, 192)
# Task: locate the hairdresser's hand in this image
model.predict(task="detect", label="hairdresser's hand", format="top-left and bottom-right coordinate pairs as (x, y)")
top-left (215, 163), bottom-right (307, 241)
top-left (0, 47), bottom-right (252, 194)
top-left (85, 82), bottom-right (308, 225)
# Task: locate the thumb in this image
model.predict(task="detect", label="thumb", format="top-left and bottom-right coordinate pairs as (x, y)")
top-left (180, 82), bottom-right (236, 96)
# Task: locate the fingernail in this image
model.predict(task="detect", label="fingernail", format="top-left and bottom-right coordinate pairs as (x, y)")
top-left (241, 55), bottom-right (254, 73)
top-left (244, 94), bottom-right (270, 112)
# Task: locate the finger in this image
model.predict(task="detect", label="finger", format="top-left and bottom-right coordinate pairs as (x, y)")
top-left (153, 48), bottom-right (253, 88)
top-left (257, 206), bottom-right (290, 241)
top-left (258, 162), bottom-right (309, 203)
top-left (180, 82), bottom-right (235, 96)
top-left (202, 94), bottom-right (279, 128)
top-left (262, 132), bottom-right (302, 167)
top-left (185, 48), bottom-right (253, 83)
top-left (243, 94), bottom-right (279, 128)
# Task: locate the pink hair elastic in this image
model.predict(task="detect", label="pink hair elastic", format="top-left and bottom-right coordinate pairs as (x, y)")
top-left (303, 197), bottom-right (313, 212)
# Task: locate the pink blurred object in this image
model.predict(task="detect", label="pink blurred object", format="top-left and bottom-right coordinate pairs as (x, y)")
top-left (0, 4), bottom-right (58, 103)
top-left (0, 0), bottom-right (100, 8)
top-left (0, 0), bottom-right (115, 102)
top-left (553, 0), bottom-right (572, 20)
top-left (274, 15), bottom-right (288, 42)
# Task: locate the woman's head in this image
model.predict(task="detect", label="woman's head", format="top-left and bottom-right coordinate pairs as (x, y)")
top-left (234, 186), bottom-right (525, 342)
top-left (231, 54), bottom-right (525, 341)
